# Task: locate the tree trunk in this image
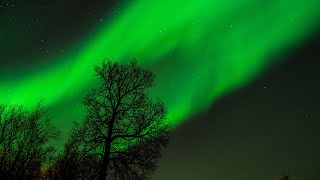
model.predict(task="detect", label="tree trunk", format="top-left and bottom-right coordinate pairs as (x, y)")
top-left (99, 142), bottom-right (111, 180)
top-left (99, 111), bottom-right (116, 180)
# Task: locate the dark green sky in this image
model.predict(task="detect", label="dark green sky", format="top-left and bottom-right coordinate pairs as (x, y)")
top-left (0, 1), bottom-right (319, 179)
top-left (153, 35), bottom-right (320, 179)
top-left (0, 0), bottom-right (117, 71)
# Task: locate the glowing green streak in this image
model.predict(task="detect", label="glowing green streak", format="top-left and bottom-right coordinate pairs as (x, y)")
top-left (1, 0), bottom-right (319, 129)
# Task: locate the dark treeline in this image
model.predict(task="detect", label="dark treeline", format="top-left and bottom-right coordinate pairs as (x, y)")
top-left (0, 60), bottom-right (170, 180)
top-left (0, 60), bottom-right (289, 180)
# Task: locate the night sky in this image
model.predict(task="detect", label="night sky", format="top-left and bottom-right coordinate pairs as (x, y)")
top-left (153, 35), bottom-right (320, 180)
top-left (1, 0), bottom-right (319, 179)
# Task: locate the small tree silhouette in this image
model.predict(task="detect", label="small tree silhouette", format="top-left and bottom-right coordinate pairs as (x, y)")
top-left (280, 174), bottom-right (289, 180)
top-left (280, 170), bottom-right (290, 180)
top-left (0, 102), bottom-right (60, 178)
top-left (66, 59), bottom-right (170, 179)
top-left (44, 132), bottom-right (100, 179)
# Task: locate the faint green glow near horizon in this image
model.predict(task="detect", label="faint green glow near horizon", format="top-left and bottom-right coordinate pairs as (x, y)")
top-left (0, 0), bottom-right (319, 130)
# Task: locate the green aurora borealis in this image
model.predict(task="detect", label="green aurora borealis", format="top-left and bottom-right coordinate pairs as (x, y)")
top-left (1, 0), bottom-right (319, 131)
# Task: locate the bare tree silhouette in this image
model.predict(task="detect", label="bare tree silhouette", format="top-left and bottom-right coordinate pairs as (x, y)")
top-left (62, 59), bottom-right (170, 179)
top-left (0, 101), bottom-right (60, 178)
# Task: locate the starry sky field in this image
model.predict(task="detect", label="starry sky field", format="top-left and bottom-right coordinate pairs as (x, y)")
top-left (0, 0), bottom-right (320, 179)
